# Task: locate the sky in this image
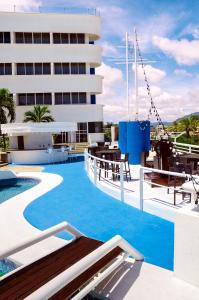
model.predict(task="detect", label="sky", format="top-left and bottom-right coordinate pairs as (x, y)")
top-left (1, 0), bottom-right (199, 123)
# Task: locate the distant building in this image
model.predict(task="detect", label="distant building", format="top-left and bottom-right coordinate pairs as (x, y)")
top-left (0, 10), bottom-right (104, 146)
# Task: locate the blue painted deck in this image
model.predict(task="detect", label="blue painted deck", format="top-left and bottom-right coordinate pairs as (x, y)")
top-left (24, 160), bottom-right (174, 270)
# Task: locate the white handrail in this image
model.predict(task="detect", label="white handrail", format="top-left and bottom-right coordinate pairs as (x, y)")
top-left (174, 142), bottom-right (199, 154)
top-left (0, 221), bottom-right (83, 260)
top-left (26, 235), bottom-right (144, 300)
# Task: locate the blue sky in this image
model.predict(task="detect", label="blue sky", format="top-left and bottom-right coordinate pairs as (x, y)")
top-left (1, 0), bottom-right (199, 122)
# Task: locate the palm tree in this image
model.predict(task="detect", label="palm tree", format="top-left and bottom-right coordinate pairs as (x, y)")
top-left (0, 88), bottom-right (15, 149)
top-left (23, 105), bottom-right (54, 123)
top-left (178, 115), bottom-right (199, 138)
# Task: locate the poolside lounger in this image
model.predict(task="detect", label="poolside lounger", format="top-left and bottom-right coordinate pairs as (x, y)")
top-left (0, 222), bottom-right (143, 300)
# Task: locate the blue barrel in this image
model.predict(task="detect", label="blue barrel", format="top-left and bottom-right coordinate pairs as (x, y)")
top-left (119, 121), bottom-right (151, 164)
top-left (118, 121), bottom-right (127, 154)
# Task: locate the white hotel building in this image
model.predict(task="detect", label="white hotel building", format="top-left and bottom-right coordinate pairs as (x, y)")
top-left (0, 10), bottom-right (104, 145)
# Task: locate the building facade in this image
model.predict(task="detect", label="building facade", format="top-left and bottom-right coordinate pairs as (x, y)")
top-left (0, 11), bottom-right (104, 144)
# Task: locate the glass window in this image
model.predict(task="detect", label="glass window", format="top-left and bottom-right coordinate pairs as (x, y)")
top-left (55, 93), bottom-right (63, 105)
top-left (71, 93), bottom-right (79, 104)
top-left (0, 64), bottom-right (4, 75)
top-left (34, 32), bottom-right (42, 44)
top-left (26, 63), bottom-right (34, 75)
top-left (4, 32), bottom-right (11, 43)
top-left (78, 122), bottom-right (87, 131)
top-left (27, 94), bottom-right (35, 105)
top-left (36, 93), bottom-right (43, 104)
top-left (62, 63), bottom-right (69, 74)
top-left (61, 33), bottom-right (68, 43)
top-left (53, 33), bottom-right (61, 44)
top-left (5, 63), bottom-right (12, 75)
top-left (44, 93), bottom-right (52, 104)
top-left (71, 63), bottom-right (78, 74)
top-left (43, 63), bottom-right (51, 74)
top-left (16, 32), bottom-right (24, 43)
top-left (70, 34), bottom-right (77, 44)
top-left (63, 93), bottom-right (71, 104)
top-left (79, 93), bottom-right (86, 104)
top-left (79, 63), bottom-right (86, 74)
top-left (54, 63), bottom-right (62, 74)
top-left (88, 122), bottom-right (103, 133)
top-left (17, 63), bottom-right (25, 75)
top-left (18, 94), bottom-right (26, 105)
top-left (24, 32), bottom-right (32, 43)
top-left (77, 34), bottom-right (85, 44)
top-left (42, 33), bottom-right (50, 44)
top-left (35, 63), bottom-right (42, 75)
top-left (0, 32), bottom-right (3, 43)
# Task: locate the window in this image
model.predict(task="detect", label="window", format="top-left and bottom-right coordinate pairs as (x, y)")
top-left (88, 122), bottom-right (103, 133)
top-left (71, 63), bottom-right (78, 74)
top-left (54, 63), bottom-right (62, 74)
top-left (61, 33), bottom-right (68, 43)
top-left (79, 63), bottom-right (86, 74)
top-left (17, 63), bottom-right (25, 75)
top-left (43, 63), bottom-right (51, 74)
top-left (0, 63), bottom-right (12, 75)
top-left (24, 32), bottom-right (32, 44)
top-left (55, 93), bottom-right (63, 105)
top-left (62, 63), bottom-right (70, 74)
top-left (35, 63), bottom-right (42, 75)
top-left (79, 93), bottom-right (86, 104)
top-left (42, 33), bottom-right (50, 44)
top-left (77, 34), bottom-right (85, 43)
top-left (0, 32), bottom-right (11, 43)
top-left (71, 93), bottom-right (79, 104)
top-left (63, 93), bottom-right (70, 104)
top-left (26, 63), bottom-right (34, 75)
top-left (15, 32), bottom-right (24, 43)
top-left (36, 93), bottom-right (43, 105)
top-left (18, 94), bottom-right (26, 105)
top-left (53, 33), bottom-right (60, 43)
top-left (33, 32), bottom-right (42, 44)
top-left (70, 34), bottom-right (77, 44)
top-left (44, 93), bottom-right (52, 104)
top-left (27, 94), bottom-right (35, 105)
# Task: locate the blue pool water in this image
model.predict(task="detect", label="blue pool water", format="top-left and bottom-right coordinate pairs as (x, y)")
top-left (0, 178), bottom-right (39, 204)
top-left (0, 259), bottom-right (17, 277)
top-left (24, 159), bottom-right (174, 270)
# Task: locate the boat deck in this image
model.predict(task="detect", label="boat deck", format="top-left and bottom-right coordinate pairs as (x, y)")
top-left (0, 236), bottom-right (122, 300)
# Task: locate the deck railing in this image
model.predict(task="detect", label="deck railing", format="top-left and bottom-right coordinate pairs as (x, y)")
top-left (174, 142), bottom-right (199, 154)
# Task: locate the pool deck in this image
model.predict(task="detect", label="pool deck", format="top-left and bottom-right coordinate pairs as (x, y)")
top-left (0, 163), bottom-right (199, 299)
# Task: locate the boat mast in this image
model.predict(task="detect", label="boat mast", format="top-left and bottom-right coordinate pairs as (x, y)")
top-left (125, 32), bottom-right (130, 121)
top-left (134, 28), bottom-right (138, 120)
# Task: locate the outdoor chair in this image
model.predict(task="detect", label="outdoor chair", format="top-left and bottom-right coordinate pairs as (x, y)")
top-left (115, 153), bottom-right (131, 182)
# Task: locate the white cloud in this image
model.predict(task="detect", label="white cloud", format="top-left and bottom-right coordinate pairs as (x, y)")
top-left (153, 36), bottom-right (199, 65)
top-left (174, 69), bottom-right (192, 77)
top-left (134, 64), bottom-right (166, 83)
top-left (0, 0), bottom-right (41, 11)
top-left (101, 41), bottom-right (118, 57)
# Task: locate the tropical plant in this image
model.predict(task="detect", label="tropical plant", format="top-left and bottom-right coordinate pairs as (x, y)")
top-left (23, 105), bottom-right (55, 123)
top-left (0, 88), bottom-right (15, 150)
top-left (177, 115), bottom-right (199, 138)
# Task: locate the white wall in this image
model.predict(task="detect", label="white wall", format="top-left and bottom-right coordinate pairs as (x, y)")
top-left (0, 44), bottom-right (102, 67)
top-left (0, 75), bottom-right (102, 94)
top-left (88, 133), bottom-right (104, 144)
top-left (0, 12), bottom-right (101, 40)
top-left (174, 208), bottom-right (199, 287)
top-left (16, 104), bottom-right (103, 123)
top-left (23, 134), bottom-right (52, 149)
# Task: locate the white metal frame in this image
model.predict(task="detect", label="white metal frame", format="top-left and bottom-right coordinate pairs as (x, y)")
top-left (174, 142), bottom-right (199, 154)
top-left (0, 221), bottom-right (143, 300)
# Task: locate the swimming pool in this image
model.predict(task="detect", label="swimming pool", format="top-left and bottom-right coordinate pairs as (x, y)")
top-left (0, 177), bottom-right (39, 204)
top-left (24, 159), bottom-right (174, 270)
top-left (0, 259), bottom-right (17, 277)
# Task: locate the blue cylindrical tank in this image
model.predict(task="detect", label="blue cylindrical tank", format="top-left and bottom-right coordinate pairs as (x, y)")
top-left (118, 122), bottom-right (127, 154)
top-left (119, 121), bottom-right (151, 164)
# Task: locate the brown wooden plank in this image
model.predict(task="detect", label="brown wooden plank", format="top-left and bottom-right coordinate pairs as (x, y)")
top-left (0, 237), bottom-right (102, 300)
top-left (0, 237), bottom-right (122, 300)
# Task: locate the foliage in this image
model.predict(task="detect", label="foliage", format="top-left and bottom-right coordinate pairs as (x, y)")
top-left (0, 136), bottom-right (9, 151)
top-left (175, 134), bottom-right (198, 145)
top-left (168, 115), bottom-right (199, 138)
top-left (23, 105), bottom-right (55, 123)
top-left (0, 88), bottom-right (15, 125)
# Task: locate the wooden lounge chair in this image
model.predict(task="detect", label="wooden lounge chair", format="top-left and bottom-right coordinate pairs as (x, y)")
top-left (0, 222), bottom-right (143, 300)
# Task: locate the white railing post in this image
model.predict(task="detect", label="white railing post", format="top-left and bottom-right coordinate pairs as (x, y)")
top-left (120, 162), bottom-right (124, 202)
top-left (189, 145), bottom-right (191, 153)
top-left (94, 157), bottom-right (97, 185)
top-left (139, 167), bottom-right (144, 211)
